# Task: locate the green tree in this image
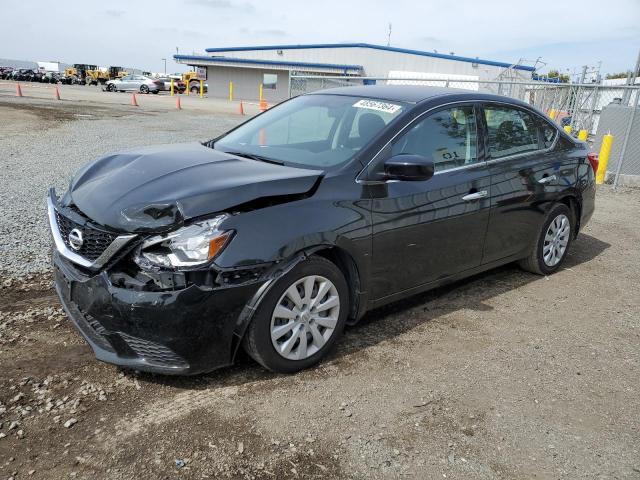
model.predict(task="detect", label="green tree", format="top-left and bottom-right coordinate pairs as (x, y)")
top-left (547, 70), bottom-right (570, 83)
top-left (605, 72), bottom-right (630, 79)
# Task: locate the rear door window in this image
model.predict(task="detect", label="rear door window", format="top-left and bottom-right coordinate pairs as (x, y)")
top-left (484, 106), bottom-right (540, 159)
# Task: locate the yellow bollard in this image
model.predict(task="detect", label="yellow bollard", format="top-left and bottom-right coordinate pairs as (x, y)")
top-left (596, 133), bottom-right (614, 184)
top-left (199, 80), bottom-right (204, 98)
top-left (549, 109), bottom-right (557, 120)
top-left (578, 129), bottom-right (588, 141)
top-left (563, 125), bottom-right (572, 134)
top-left (170, 78), bottom-right (174, 96)
top-left (259, 83), bottom-right (263, 102)
top-left (229, 81), bottom-right (233, 101)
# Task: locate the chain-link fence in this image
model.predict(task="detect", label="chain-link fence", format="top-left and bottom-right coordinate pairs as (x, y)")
top-left (289, 75), bottom-right (640, 186)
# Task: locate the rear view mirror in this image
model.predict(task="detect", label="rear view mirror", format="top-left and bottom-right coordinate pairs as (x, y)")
top-left (384, 154), bottom-right (435, 181)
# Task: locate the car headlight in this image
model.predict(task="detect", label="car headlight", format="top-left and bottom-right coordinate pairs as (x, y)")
top-left (134, 215), bottom-right (233, 269)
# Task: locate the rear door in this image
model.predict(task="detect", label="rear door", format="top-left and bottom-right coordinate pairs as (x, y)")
top-left (369, 103), bottom-right (492, 297)
top-left (481, 103), bottom-right (568, 264)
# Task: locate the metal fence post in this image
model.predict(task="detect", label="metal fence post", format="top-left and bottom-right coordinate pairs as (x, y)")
top-left (586, 85), bottom-right (599, 133)
top-left (613, 88), bottom-right (640, 189)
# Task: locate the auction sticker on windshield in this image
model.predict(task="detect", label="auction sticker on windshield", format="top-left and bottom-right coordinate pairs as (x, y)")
top-left (353, 99), bottom-right (402, 114)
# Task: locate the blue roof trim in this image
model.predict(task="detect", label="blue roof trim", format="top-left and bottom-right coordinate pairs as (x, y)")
top-left (203, 43), bottom-right (536, 72)
top-left (173, 54), bottom-right (362, 71)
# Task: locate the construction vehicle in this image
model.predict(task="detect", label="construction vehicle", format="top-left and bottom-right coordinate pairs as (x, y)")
top-left (86, 67), bottom-right (109, 86)
top-left (63, 64), bottom-right (99, 85)
top-left (108, 66), bottom-right (128, 80)
top-left (182, 71), bottom-right (208, 94)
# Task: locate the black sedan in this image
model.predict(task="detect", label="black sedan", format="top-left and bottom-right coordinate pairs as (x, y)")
top-left (48, 85), bottom-right (596, 375)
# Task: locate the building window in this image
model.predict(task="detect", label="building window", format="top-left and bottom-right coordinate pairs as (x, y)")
top-left (263, 73), bottom-right (277, 90)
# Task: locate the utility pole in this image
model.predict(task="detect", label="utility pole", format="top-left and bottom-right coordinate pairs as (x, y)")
top-left (162, 58), bottom-right (166, 75)
top-left (631, 48), bottom-right (640, 85)
top-left (579, 65), bottom-right (588, 84)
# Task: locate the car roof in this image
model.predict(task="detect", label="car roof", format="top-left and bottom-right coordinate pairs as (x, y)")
top-left (310, 84), bottom-right (526, 106)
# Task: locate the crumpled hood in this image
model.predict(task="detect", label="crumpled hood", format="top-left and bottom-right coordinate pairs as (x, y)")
top-left (68, 142), bottom-right (322, 232)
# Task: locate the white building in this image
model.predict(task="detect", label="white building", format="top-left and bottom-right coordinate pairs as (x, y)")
top-left (174, 43), bottom-right (535, 101)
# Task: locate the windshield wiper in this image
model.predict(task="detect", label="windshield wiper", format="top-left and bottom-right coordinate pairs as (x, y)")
top-left (225, 150), bottom-right (285, 166)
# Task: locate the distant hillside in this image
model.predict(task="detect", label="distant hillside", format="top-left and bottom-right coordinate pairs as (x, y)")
top-left (0, 58), bottom-right (38, 69)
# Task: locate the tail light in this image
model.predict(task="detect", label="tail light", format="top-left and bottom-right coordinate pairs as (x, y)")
top-left (587, 153), bottom-right (599, 174)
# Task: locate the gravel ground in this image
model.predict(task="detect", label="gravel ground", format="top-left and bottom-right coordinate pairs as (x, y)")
top-left (1, 96), bottom-right (639, 480)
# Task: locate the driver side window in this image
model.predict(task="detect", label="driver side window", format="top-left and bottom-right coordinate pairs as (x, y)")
top-left (391, 105), bottom-right (478, 172)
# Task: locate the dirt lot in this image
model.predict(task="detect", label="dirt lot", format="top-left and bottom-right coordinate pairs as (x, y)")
top-left (1, 93), bottom-right (639, 480)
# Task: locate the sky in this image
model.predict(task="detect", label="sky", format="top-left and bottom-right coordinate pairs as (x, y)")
top-left (3, 0), bottom-right (639, 77)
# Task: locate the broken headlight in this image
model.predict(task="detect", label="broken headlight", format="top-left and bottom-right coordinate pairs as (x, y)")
top-left (134, 215), bottom-right (233, 269)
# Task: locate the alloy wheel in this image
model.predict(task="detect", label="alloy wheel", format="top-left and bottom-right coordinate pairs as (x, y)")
top-left (270, 275), bottom-right (340, 361)
top-left (543, 214), bottom-right (570, 267)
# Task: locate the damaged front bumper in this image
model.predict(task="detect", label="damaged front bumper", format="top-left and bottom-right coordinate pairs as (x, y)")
top-left (53, 251), bottom-right (266, 374)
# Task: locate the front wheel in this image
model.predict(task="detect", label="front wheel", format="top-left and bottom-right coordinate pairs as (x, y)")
top-left (519, 203), bottom-right (573, 275)
top-left (243, 256), bottom-right (348, 373)
top-left (140, 84), bottom-right (149, 94)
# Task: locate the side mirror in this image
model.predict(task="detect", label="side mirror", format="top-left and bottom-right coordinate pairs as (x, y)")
top-left (384, 154), bottom-right (435, 181)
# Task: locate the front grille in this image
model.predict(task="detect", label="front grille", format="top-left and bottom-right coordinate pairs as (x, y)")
top-left (118, 332), bottom-right (189, 368)
top-left (55, 211), bottom-right (118, 262)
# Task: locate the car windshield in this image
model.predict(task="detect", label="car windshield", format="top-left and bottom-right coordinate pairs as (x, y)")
top-left (214, 94), bottom-right (406, 168)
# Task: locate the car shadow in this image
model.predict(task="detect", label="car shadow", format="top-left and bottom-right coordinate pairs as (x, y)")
top-left (137, 233), bottom-right (610, 391)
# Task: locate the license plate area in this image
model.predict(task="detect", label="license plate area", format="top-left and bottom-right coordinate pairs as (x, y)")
top-left (55, 266), bottom-right (73, 303)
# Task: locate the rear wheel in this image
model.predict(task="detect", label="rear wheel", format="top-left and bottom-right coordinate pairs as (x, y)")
top-left (107, 83), bottom-right (116, 92)
top-left (518, 203), bottom-right (573, 275)
top-left (243, 256), bottom-right (348, 373)
top-left (190, 85), bottom-right (199, 94)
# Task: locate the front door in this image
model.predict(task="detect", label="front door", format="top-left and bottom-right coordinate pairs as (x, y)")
top-left (369, 104), bottom-right (491, 299)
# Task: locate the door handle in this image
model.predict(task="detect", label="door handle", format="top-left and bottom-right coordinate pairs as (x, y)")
top-left (538, 175), bottom-right (557, 184)
top-left (462, 190), bottom-right (488, 201)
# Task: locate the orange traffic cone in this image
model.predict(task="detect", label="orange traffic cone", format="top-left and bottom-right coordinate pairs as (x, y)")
top-left (15, 84), bottom-right (23, 97)
top-left (239, 101), bottom-right (245, 115)
top-left (259, 99), bottom-right (268, 112)
top-left (176, 96), bottom-right (181, 110)
top-left (131, 93), bottom-right (139, 107)
top-left (54, 87), bottom-right (61, 100)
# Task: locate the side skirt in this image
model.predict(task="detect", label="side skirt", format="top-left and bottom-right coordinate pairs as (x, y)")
top-left (367, 252), bottom-right (526, 311)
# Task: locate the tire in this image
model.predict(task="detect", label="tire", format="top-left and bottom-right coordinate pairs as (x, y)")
top-left (243, 256), bottom-right (349, 373)
top-left (190, 86), bottom-right (199, 94)
top-left (140, 85), bottom-right (149, 94)
top-left (107, 84), bottom-right (116, 92)
top-left (518, 203), bottom-right (574, 275)
top-left (151, 90), bottom-right (158, 94)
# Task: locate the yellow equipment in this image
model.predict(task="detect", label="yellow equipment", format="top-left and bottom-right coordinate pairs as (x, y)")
top-left (182, 71), bottom-right (202, 94)
top-left (108, 67), bottom-right (128, 80)
top-left (86, 68), bottom-right (109, 85)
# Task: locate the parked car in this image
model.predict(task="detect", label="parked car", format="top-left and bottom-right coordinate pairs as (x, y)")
top-left (12, 69), bottom-right (38, 81)
top-left (40, 71), bottom-right (63, 84)
top-left (48, 86), bottom-right (596, 375)
top-left (0, 67), bottom-right (14, 79)
top-left (104, 75), bottom-right (163, 94)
